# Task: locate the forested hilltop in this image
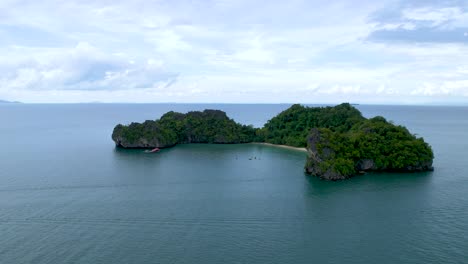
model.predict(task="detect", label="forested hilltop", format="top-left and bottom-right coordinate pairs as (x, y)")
top-left (112, 109), bottom-right (257, 148)
top-left (112, 103), bottom-right (434, 180)
top-left (258, 103), bottom-right (365, 147)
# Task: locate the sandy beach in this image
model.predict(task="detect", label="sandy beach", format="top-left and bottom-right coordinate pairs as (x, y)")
top-left (250, 142), bottom-right (308, 152)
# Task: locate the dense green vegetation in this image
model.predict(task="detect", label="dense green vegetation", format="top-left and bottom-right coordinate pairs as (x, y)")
top-left (158, 109), bottom-right (258, 143)
top-left (112, 103), bottom-right (434, 179)
top-left (305, 116), bottom-right (434, 179)
top-left (112, 109), bottom-right (257, 148)
top-left (258, 103), bottom-right (365, 147)
top-left (113, 121), bottom-right (178, 147)
top-left (350, 116), bottom-right (434, 170)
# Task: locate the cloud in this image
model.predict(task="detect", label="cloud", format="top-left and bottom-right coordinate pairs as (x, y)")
top-left (402, 7), bottom-right (464, 26)
top-left (0, 0), bottom-right (468, 104)
top-left (368, 27), bottom-right (468, 43)
top-left (368, 4), bottom-right (468, 43)
top-left (0, 42), bottom-right (178, 91)
top-left (411, 80), bottom-right (468, 96)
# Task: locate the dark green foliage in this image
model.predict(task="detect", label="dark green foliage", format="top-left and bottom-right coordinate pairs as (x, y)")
top-left (259, 103), bottom-right (365, 147)
top-left (348, 116), bottom-right (434, 170)
top-left (307, 116), bottom-right (434, 178)
top-left (112, 121), bottom-right (178, 147)
top-left (311, 128), bottom-right (357, 177)
top-left (113, 109), bottom-right (257, 147)
top-left (178, 110), bottom-right (257, 143)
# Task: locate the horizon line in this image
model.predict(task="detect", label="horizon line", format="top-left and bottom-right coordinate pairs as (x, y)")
top-left (2, 101), bottom-right (468, 106)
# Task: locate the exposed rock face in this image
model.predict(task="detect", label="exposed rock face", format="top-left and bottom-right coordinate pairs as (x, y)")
top-left (112, 121), bottom-right (177, 148)
top-left (112, 133), bottom-right (176, 148)
top-left (357, 159), bottom-right (376, 171)
top-left (305, 128), bottom-right (353, 180)
top-left (404, 161), bottom-right (434, 172)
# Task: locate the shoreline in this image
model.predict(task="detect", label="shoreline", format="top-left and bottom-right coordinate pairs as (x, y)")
top-left (250, 142), bottom-right (308, 152)
top-left (115, 142), bottom-right (308, 153)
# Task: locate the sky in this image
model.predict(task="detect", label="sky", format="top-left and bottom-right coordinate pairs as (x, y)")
top-left (0, 0), bottom-right (468, 104)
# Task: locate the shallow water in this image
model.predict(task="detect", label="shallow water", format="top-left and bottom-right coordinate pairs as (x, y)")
top-left (0, 104), bottom-right (467, 264)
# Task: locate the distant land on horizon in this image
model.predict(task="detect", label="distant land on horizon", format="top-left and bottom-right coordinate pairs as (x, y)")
top-left (0, 99), bottom-right (21, 104)
top-left (2, 100), bottom-right (468, 106)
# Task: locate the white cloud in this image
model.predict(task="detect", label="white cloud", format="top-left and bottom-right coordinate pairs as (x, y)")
top-left (401, 6), bottom-right (468, 29)
top-left (0, 0), bottom-right (467, 104)
top-left (0, 42), bottom-right (177, 92)
top-left (402, 7), bottom-right (464, 26)
top-left (411, 81), bottom-right (468, 96)
top-left (377, 22), bottom-right (417, 30)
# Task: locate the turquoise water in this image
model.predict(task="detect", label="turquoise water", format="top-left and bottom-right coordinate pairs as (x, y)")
top-left (0, 104), bottom-right (467, 264)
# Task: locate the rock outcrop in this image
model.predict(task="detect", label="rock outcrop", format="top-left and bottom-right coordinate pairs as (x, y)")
top-left (304, 117), bottom-right (434, 180)
top-left (305, 128), bottom-right (354, 180)
top-left (112, 121), bottom-right (177, 148)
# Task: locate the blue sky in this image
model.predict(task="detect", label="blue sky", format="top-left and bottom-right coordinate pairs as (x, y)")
top-left (0, 0), bottom-right (467, 104)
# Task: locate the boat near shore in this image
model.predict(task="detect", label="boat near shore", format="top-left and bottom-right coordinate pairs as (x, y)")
top-left (144, 147), bottom-right (160, 153)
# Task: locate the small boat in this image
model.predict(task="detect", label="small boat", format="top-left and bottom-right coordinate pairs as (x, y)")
top-left (149, 147), bottom-right (160, 153)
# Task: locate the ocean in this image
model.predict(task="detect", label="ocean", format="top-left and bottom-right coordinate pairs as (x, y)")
top-left (0, 103), bottom-right (467, 264)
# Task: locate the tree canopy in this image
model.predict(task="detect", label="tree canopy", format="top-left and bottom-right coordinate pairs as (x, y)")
top-left (258, 103), bottom-right (365, 147)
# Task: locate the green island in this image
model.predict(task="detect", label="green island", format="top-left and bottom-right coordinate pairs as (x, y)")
top-left (112, 103), bottom-right (434, 180)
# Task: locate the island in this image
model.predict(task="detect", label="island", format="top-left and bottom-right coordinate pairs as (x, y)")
top-left (112, 103), bottom-right (434, 180)
top-left (0, 99), bottom-right (21, 104)
top-left (112, 109), bottom-right (258, 148)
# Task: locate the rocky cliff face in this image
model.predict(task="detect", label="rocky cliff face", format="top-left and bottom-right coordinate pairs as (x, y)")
top-left (304, 128), bottom-right (354, 180)
top-left (112, 121), bottom-right (178, 148)
top-left (112, 132), bottom-right (177, 148)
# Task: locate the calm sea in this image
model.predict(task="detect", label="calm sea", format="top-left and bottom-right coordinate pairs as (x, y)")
top-left (0, 104), bottom-right (467, 264)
